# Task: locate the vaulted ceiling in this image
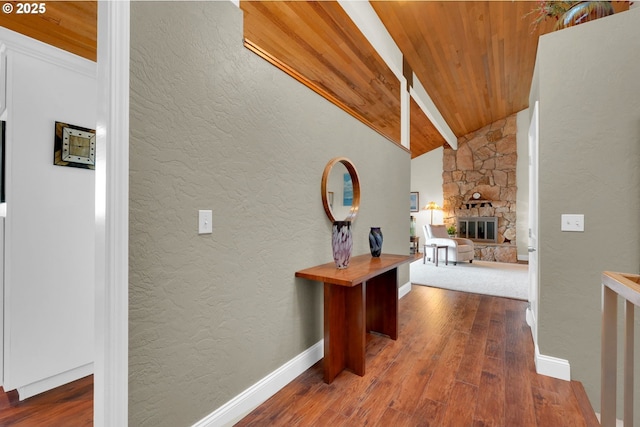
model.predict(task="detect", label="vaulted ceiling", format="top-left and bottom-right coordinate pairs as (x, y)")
top-left (242, 1), bottom-right (629, 158)
top-left (0, 1), bottom-right (629, 157)
top-left (373, 1), bottom-right (553, 139)
top-left (373, 1), bottom-right (629, 141)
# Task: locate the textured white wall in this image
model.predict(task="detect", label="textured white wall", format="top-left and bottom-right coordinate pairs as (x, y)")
top-left (129, 2), bottom-right (411, 426)
top-left (516, 108), bottom-right (530, 260)
top-left (533, 8), bottom-right (640, 420)
top-left (410, 148), bottom-right (444, 243)
top-left (2, 30), bottom-right (95, 392)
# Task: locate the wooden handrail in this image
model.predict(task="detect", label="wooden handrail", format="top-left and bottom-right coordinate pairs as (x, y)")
top-left (601, 271), bottom-right (640, 427)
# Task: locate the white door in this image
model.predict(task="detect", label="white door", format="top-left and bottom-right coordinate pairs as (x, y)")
top-left (527, 101), bottom-right (540, 347)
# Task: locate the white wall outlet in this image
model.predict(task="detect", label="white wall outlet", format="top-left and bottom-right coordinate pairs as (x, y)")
top-left (561, 214), bottom-right (584, 232)
top-left (198, 210), bottom-right (213, 234)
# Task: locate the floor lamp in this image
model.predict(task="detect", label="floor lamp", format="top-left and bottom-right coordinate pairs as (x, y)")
top-left (424, 201), bottom-right (441, 225)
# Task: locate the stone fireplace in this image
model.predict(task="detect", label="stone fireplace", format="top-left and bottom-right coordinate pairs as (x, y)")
top-left (443, 114), bottom-right (518, 263)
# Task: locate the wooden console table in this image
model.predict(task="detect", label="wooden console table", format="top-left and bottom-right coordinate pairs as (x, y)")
top-left (295, 253), bottom-right (412, 383)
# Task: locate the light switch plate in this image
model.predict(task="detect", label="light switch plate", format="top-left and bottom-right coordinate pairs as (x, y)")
top-left (199, 210), bottom-right (213, 234)
top-left (561, 214), bottom-right (584, 232)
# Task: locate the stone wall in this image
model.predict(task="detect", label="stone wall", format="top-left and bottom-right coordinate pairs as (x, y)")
top-left (443, 114), bottom-right (518, 263)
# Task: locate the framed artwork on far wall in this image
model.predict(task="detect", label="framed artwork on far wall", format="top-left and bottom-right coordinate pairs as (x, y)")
top-left (410, 192), bottom-right (419, 212)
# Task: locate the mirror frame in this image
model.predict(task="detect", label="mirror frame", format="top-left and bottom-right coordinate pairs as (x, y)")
top-left (321, 157), bottom-right (361, 223)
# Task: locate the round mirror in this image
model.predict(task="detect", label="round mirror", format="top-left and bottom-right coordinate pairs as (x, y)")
top-left (321, 157), bottom-right (361, 223)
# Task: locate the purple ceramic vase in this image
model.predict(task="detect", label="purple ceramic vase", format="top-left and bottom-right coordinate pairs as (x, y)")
top-left (332, 221), bottom-right (352, 269)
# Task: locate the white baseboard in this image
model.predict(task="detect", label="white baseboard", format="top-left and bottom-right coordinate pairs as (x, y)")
top-left (518, 254), bottom-right (529, 262)
top-left (398, 281), bottom-right (412, 299)
top-left (525, 307), bottom-right (534, 329)
top-left (193, 340), bottom-right (324, 427)
top-left (17, 363), bottom-right (93, 400)
top-left (526, 307), bottom-right (571, 381)
top-left (534, 345), bottom-right (571, 381)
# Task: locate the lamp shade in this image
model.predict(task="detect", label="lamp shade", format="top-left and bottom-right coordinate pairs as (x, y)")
top-left (424, 201), bottom-right (441, 211)
top-left (423, 201), bottom-right (441, 225)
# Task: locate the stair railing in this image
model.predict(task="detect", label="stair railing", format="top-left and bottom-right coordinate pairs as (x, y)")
top-left (601, 271), bottom-right (639, 427)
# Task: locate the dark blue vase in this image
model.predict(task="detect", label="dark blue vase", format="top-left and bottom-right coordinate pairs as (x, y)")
top-left (369, 227), bottom-right (383, 257)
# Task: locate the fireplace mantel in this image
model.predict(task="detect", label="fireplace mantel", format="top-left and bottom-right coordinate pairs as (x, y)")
top-left (460, 199), bottom-right (493, 209)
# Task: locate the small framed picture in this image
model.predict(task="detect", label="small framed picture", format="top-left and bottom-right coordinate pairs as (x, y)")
top-left (410, 192), bottom-right (419, 212)
top-left (343, 173), bottom-right (353, 206)
top-left (53, 121), bottom-right (96, 170)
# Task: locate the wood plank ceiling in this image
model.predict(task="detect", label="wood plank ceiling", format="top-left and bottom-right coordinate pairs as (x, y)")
top-left (243, 1), bottom-right (404, 146)
top-left (241, 1), bottom-right (559, 157)
top-left (242, 1), bottom-right (629, 158)
top-left (0, 1), bottom-right (629, 157)
top-left (0, 1), bottom-right (96, 61)
top-left (374, 1), bottom-right (552, 139)
top-left (373, 1), bottom-right (628, 141)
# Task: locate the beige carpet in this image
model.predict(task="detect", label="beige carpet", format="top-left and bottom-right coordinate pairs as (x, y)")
top-left (410, 258), bottom-right (529, 300)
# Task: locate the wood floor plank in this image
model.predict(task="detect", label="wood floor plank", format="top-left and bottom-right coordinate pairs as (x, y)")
top-left (531, 385), bottom-right (587, 427)
top-left (377, 405), bottom-right (415, 426)
top-left (235, 364), bottom-right (322, 426)
top-left (310, 407), bottom-right (351, 427)
top-left (421, 329), bottom-right (470, 403)
top-left (280, 380), bottom-right (344, 425)
top-left (456, 322), bottom-right (489, 386)
top-left (504, 350), bottom-right (537, 426)
top-left (412, 397), bottom-right (446, 427)
top-left (347, 377), bottom-right (396, 425)
top-left (505, 301), bottom-right (533, 356)
top-left (473, 356), bottom-right (506, 427)
top-left (388, 346), bottom-right (439, 415)
top-left (453, 292), bottom-right (482, 333)
top-left (440, 380), bottom-right (479, 427)
top-left (534, 376), bottom-right (587, 427)
top-left (457, 294), bottom-right (495, 386)
top-left (485, 298), bottom-right (506, 359)
top-left (571, 381), bottom-right (601, 427)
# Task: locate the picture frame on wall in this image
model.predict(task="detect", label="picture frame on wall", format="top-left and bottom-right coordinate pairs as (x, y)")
top-left (343, 173), bottom-right (353, 206)
top-left (410, 192), bottom-right (419, 212)
top-left (53, 121), bottom-right (96, 170)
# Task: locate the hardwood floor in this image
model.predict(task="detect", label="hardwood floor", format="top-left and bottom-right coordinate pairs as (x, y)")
top-left (0, 375), bottom-right (92, 426)
top-left (0, 285), bottom-right (598, 426)
top-left (236, 285), bottom-right (599, 427)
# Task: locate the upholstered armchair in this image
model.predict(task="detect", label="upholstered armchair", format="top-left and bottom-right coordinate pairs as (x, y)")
top-left (423, 224), bottom-right (475, 265)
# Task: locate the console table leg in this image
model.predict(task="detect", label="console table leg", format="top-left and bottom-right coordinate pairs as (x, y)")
top-left (345, 283), bottom-right (366, 377)
top-left (323, 282), bottom-right (365, 383)
top-left (366, 269), bottom-right (398, 340)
